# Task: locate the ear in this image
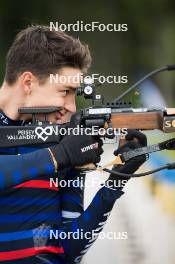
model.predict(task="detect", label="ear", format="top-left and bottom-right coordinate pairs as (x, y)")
top-left (19, 72), bottom-right (38, 95)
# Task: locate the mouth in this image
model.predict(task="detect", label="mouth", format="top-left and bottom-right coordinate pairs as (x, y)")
top-left (56, 111), bottom-right (63, 119)
top-left (56, 111), bottom-right (66, 124)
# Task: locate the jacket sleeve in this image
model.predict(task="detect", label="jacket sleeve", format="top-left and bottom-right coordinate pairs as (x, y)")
top-left (60, 169), bottom-right (85, 224)
top-left (62, 185), bottom-right (124, 263)
top-left (0, 149), bottom-right (56, 190)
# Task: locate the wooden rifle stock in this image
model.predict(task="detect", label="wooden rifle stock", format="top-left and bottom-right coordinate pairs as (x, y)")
top-left (111, 108), bottom-right (175, 132)
top-left (111, 112), bottom-right (162, 130)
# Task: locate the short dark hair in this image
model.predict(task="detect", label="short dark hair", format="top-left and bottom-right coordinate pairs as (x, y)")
top-left (5, 25), bottom-right (92, 84)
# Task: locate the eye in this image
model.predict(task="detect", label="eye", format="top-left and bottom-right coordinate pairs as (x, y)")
top-left (59, 90), bottom-right (68, 96)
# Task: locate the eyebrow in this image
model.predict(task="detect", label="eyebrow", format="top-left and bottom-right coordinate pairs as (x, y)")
top-left (65, 85), bottom-right (79, 90)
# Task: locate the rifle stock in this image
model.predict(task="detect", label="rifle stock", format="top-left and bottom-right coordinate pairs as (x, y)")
top-left (111, 108), bottom-right (175, 132)
top-left (111, 112), bottom-right (163, 130)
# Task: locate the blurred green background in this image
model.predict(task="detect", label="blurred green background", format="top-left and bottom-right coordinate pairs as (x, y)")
top-left (0, 0), bottom-right (175, 105)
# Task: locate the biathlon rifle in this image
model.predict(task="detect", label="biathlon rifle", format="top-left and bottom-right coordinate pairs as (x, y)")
top-left (1, 65), bottom-right (175, 177)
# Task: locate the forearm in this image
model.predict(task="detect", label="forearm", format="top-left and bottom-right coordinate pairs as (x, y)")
top-left (0, 149), bottom-right (57, 189)
top-left (62, 186), bottom-right (124, 263)
top-left (60, 169), bottom-right (85, 224)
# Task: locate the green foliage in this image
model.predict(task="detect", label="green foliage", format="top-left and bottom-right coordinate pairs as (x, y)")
top-left (0, 0), bottom-right (175, 105)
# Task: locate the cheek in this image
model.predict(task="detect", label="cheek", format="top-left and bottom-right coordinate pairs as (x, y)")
top-left (30, 90), bottom-right (65, 107)
top-left (65, 94), bottom-right (76, 107)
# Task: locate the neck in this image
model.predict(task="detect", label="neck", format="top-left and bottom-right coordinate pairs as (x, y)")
top-left (0, 82), bottom-right (23, 120)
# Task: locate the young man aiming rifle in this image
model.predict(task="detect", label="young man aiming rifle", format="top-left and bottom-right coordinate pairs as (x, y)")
top-left (0, 25), bottom-right (147, 263)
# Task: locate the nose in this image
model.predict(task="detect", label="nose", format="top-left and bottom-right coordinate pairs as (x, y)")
top-left (64, 94), bottom-right (76, 113)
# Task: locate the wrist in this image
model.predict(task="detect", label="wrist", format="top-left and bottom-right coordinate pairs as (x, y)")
top-left (48, 148), bottom-right (58, 173)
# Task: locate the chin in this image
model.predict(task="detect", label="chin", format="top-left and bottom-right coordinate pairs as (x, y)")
top-left (56, 117), bottom-right (69, 124)
top-left (56, 119), bottom-right (64, 125)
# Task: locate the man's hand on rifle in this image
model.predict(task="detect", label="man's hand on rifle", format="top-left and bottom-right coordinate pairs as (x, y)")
top-left (105, 130), bottom-right (148, 190)
top-left (48, 134), bottom-right (103, 170)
